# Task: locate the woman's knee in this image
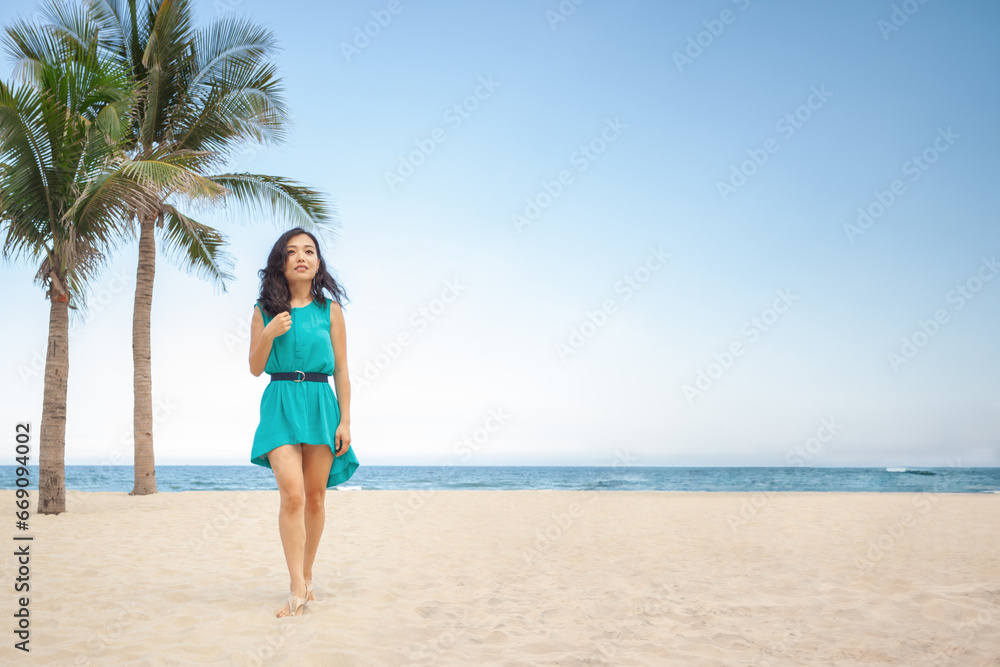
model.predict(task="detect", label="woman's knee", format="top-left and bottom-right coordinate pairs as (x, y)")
top-left (305, 490), bottom-right (325, 512)
top-left (278, 488), bottom-right (305, 512)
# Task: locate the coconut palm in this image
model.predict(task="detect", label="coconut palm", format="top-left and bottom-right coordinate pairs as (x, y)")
top-left (37, 0), bottom-right (337, 495)
top-left (0, 5), bottom-right (224, 513)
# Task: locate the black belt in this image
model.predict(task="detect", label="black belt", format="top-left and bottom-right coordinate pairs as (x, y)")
top-left (270, 371), bottom-right (329, 383)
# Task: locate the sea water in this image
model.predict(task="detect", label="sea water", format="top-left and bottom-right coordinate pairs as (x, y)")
top-left (1, 465), bottom-right (998, 493)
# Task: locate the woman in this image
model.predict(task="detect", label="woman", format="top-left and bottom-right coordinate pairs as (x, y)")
top-left (248, 227), bottom-right (360, 618)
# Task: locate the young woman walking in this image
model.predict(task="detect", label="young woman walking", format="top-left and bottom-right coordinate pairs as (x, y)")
top-left (248, 227), bottom-right (359, 617)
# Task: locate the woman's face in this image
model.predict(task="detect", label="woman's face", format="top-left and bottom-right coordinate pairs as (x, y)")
top-left (284, 233), bottom-right (318, 285)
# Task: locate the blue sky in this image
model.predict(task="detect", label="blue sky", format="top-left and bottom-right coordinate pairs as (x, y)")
top-left (2, 0), bottom-right (998, 467)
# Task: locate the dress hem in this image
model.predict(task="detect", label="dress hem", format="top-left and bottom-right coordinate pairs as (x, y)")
top-left (250, 444), bottom-right (359, 488)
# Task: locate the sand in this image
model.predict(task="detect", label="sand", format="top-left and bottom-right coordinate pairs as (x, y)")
top-left (1, 488), bottom-right (998, 665)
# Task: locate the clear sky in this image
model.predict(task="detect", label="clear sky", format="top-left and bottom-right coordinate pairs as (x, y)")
top-left (2, 0), bottom-right (998, 467)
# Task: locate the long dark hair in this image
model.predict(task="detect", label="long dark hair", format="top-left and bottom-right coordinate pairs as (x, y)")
top-left (257, 227), bottom-right (349, 318)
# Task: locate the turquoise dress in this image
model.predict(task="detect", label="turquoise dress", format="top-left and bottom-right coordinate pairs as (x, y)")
top-left (250, 298), bottom-right (359, 487)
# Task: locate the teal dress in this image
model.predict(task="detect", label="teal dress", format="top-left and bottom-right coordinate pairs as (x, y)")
top-left (251, 298), bottom-right (359, 487)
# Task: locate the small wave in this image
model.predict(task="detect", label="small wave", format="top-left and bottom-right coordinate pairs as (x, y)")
top-left (591, 479), bottom-right (637, 488)
top-left (336, 485), bottom-right (363, 491)
top-left (885, 467), bottom-right (906, 472)
top-left (885, 467), bottom-right (936, 475)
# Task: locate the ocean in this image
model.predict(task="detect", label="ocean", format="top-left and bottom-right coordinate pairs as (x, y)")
top-left (1, 465), bottom-right (999, 493)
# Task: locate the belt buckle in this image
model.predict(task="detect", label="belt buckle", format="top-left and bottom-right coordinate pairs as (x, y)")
top-left (294, 370), bottom-right (305, 383)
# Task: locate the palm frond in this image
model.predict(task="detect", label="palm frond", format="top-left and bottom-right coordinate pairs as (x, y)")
top-left (66, 168), bottom-right (151, 245)
top-left (39, 0), bottom-right (103, 55)
top-left (157, 203), bottom-right (234, 291)
top-left (190, 13), bottom-right (279, 90)
top-left (120, 158), bottom-right (227, 200)
top-left (0, 80), bottom-right (56, 228)
top-left (5, 0), bottom-right (345, 305)
top-left (208, 172), bottom-right (337, 233)
top-left (139, 0), bottom-right (195, 149)
top-left (178, 59), bottom-right (288, 153)
top-left (2, 16), bottom-right (66, 85)
top-left (1, 8), bottom-right (148, 307)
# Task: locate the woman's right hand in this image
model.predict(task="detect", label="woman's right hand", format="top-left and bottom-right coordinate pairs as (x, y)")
top-left (263, 311), bottom-right (292, 339)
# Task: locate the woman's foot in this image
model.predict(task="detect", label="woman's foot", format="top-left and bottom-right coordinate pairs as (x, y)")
top-left (305, 580), bottom-right (317, 602)
top-left (276, 584), bottom-right (308, 618)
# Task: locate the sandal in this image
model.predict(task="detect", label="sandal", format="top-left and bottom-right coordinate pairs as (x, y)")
top-left (278, 590), bottom-right (307, 618)
top-left (306, 581), bottom-right (316, 602)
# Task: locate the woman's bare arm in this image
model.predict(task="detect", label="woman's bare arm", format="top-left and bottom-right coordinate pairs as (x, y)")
top-left (249, 305), bottom-right (274, 377)
top-left (330, 301), bottom-right (351, 425)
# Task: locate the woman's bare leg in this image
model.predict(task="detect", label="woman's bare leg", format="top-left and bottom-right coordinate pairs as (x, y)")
top-left (269, 444), bottom-right (308, 616)
top-left (301, 443), bottom-right (335, 600)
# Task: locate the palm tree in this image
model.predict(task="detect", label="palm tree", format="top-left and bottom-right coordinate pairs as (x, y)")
top-left (0, 4), bottom-right (222, 513)
top-left (40, 0), bottom-right (337, 495)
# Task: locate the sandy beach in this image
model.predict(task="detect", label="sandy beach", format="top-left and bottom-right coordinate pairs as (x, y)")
top-left (2, 489), bottom-right (998, 665)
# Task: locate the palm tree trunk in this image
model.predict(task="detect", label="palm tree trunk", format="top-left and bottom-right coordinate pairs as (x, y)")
top-left (131, 216), bottom-right (157, 495)
top-left (38, 294), bottom-right (69, 515)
